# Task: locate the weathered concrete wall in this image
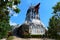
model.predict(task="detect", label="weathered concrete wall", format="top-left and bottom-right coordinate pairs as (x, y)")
top-left (19, 38), bottom-right (55, 40)
top-left (13, 38), bottom-right (55, 40)
top-left (0, 38), bottom-right (55, 40)
top-left (0, 38), bottom-right (6, 40)
top-left (12, 36), bottom-right (55, 40)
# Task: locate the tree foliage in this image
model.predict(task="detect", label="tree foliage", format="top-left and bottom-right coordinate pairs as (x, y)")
top-left (0, 0), bottom-right (20, 39)
top-left (47, 2), bottom-right (60, 39)
top-left (52, 2), bottom-right (60, 13)
top-left (47, 16), bottom-right (58, 38)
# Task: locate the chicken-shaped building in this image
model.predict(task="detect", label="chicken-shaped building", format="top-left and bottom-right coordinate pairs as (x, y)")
top-left (24, 3), bottom-right (46, 35)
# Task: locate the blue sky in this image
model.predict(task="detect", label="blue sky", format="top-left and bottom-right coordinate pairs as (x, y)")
top-left (10, 0), bottom-right (60, 27)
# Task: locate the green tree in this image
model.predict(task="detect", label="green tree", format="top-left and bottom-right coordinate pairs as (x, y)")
top-left (47, 16), bottom-right (58, 38)
top-left (47, 2), bottom-right (60, 39)
top-left (0, 0), bottom-right (20, 39)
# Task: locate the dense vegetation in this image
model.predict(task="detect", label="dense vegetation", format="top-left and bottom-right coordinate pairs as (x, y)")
top-left (0, 0), bottom-right (20, 39)
top-left (47, 2), bottom-right (60, 39)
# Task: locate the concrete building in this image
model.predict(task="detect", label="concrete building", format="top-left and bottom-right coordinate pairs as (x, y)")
top-left (24, 3), bottom-right (46, 35)
top-left (12, 3), bottom-right (47, 36)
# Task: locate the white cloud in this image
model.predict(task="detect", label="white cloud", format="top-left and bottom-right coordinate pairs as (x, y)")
top-left (10, 10), bottom-right (13, 14)
top-left (12, 5), bottom-right (17, 9)
top-left (10, 21), bottom-right (17, 25)
top-left (13, 14), bottom-right (18, 17)
top-left (9, 10), bottom-right (18, 17)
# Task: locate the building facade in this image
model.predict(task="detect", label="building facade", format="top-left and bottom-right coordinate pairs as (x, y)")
top-left (24, 3), bottom-right (46, 35)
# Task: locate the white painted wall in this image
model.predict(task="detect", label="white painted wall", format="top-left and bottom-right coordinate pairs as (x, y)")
top-left (29, 24), bottom-right (46, 35)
